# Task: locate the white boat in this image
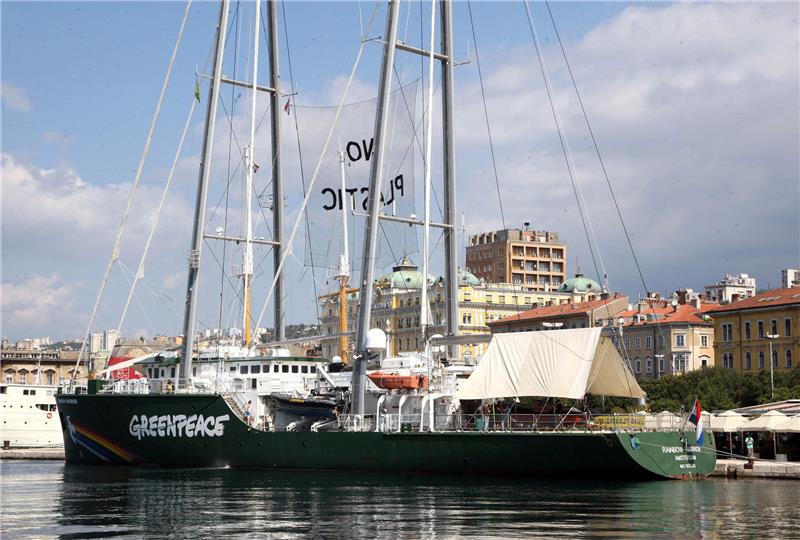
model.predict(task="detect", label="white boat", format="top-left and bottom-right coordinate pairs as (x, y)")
top-left (1, 383), bottom-right (63, 448)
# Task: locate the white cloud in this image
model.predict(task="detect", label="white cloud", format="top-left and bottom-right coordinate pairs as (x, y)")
top-left (0, 274), bottom-right (82, 337)
top-left (453, 2), bottom-right (799, 293)
top-left (1, 81), bottom-right (32, 111)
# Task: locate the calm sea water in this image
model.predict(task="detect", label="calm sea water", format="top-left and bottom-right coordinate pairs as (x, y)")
top-left (1, 460), bottom-right (798, 539)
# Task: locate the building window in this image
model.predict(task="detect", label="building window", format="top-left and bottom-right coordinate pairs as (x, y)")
top-left (635, 358), bottom-right (641, 373)
top-left (722, 324), bottom-right (733, 342)
top-left (759, 351), bottom-right (765, 369)
top-left (744, 321), bottom-right (751, 340)
top-left (646, 358), bottom-right (653, 373)
top-left (701, 335), bottom-right (709, 347)
top-left (624, 337), bottom-right (630, 349)
top-left (771, 319), bottom-right (778, 336)
top-left (673, 354), bottom-right (686, 373)
top-left (785, 349), bottom-right (793, 368)
top-left (785, 318), bottom-right (792, 337)
top-left (676, 334), bottom-right (686, 347)
top-left (723, 353), bottom-right (734, 369)
top-left (772, 350), bottom-right (778, 368)
top-left (635, 337), bottom-right (641, 349)
top-left (745, 352), bottom-right (752, 370)
top-left (645, 336), bottom-right (652, 349)
top-left (46, 372), bottom-right (55, 385)
top-left (406, 338), bottom-right (411, 351)
top-left (658, 356), bottom-right (665, 373)
top-left (758, 320), bottom-right (764, 338)
top-left (5, 374), bottom-right (12, 384)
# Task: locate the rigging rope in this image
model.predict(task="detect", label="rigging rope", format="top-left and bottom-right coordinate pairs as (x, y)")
top-left (280, 0), bottom-right (320, 323)
top-left (73, 0), bottom-right (193, 380)
top-left (115, 97), bottom-right (199, 339)
top-left (544, 1), bottom-right (671, 370)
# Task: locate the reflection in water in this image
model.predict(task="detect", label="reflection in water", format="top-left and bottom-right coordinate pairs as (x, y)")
top-left (1, 461), bottom-right (798, 538)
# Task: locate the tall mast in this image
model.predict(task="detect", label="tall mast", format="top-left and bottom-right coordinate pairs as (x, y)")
top-left (268, 0), bottom-right (285, 342)
top-left (180, 0), bottom-right (230, 383)
top-left (338, 148), bottom-right (351, 363)
top-left (352, 0), bottom-right (401, 418)
top-left (420, 0), bottom-right (436, 341)
top-left (440, 0), bottom-right (459, 355)
top-left (243, 0), bottom-right (262, 348)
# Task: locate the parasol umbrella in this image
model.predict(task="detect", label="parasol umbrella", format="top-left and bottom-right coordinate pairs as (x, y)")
top-left (740, 410), bottom-right (789, 458)
top-left (710, 410), bottom-right (748, 454)
top-left (769, 414), bottom-right (800, 434)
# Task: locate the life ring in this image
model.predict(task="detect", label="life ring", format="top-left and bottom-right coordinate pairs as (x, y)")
top-left (46, 412), bottom-right (53, 419)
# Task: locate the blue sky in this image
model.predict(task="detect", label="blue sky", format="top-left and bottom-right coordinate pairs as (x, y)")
top-left (2, 1), bottom-right (798, 342)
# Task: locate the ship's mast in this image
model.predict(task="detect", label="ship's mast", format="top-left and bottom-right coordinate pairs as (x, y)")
top-left (242, 0), bottom-right (262, 348)
top-left (180, 0), bottom-right (230, 383)
top-left (352, 0), bottom-right (458, 417)
top-left (352, 0), bottom-right (401, 418)
top-left (338, 149), bottom-right (351, 363)
top-left (268, 0), bottom-right (285, 343)
top-left (440, 0), bottom-right (459, 355)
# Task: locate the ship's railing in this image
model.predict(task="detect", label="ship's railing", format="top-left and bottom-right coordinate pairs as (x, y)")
top-left (338, 414), bottom-right (376, 432)
top-left (369, 412), bottom-right (705, 434)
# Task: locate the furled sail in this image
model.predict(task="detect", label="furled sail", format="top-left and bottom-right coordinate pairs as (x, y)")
top-left (455, 328), bottom-right (645, 400)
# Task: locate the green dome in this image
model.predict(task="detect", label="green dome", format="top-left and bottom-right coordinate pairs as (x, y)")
top-left (458, 268), bottom-right (481, 287)
top-left (376, 256), bottom-right (437, 289)
top-left (559, 271), bottom-right (601, 293)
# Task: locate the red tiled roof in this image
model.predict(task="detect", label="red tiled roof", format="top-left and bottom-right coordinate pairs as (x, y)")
top-left (624, 304), bottom-right (710, 326)
top-left (488, 296), bottom-right (623, 325)
top-left (704, 287), bottom-right (800, 314)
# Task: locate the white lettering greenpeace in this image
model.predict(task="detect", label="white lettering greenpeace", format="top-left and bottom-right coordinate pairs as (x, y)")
top-left (128, 414), bottom-right (231, 440)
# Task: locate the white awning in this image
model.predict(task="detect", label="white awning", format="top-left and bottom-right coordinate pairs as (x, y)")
top-left (455, 328), bottom-right (645, 401)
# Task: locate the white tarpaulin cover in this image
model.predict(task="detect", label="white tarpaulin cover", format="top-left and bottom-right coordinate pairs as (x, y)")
top-left (455, 328), bottom-right (645, 400)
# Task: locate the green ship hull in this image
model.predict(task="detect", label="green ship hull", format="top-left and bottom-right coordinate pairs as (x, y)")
top-left (56, 394), bottom-right (716, 479)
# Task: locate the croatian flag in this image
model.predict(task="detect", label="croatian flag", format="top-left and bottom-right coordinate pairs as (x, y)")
top-left (689, 399), bottom-right (704, 446)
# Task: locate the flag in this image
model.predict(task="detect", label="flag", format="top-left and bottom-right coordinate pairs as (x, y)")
top-left (689, 398), bottom-right (704, 445)
top-left (194, 80), bottom-right (201, 103)
top-left (283, 98), bottom-right (291, 115)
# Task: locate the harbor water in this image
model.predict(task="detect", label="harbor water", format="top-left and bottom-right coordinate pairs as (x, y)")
top-left (1, 460), bottom-right (798, 538)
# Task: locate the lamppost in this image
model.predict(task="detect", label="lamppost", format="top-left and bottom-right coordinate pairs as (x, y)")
top-left (766, 333), bottom-right (778, 399)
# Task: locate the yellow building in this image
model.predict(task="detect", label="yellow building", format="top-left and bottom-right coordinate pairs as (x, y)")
top-left (319, 258), bottom-right (596, 360)
top-left (705, 287), bottom-right (799, 372)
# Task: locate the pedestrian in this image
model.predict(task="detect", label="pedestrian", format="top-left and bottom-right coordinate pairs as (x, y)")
top-left (244, 400), bottom-right (253, 426)
top-left (745, 434), bottom-right (755, 459)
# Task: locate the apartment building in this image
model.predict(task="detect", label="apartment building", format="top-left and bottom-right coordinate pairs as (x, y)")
top-left (466, 227), bottom-right (567, 291)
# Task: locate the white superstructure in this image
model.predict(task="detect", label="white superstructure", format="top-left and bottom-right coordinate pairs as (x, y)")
top-left (0, 384), bottom-right (62, 448)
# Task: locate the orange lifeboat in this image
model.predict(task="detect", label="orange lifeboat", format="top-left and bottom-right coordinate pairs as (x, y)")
top-left (368, 372), bottom-right (428, 390)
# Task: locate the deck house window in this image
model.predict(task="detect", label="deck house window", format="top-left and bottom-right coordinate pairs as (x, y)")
top-left (240, 365), bottom-right (249, 374)
top-left (291, 365), bottom-right (299, 373)
top-left (251, 365), bottom-right (260, 374)
top-left (282, 365), bottom-right (289, 373)
top-left (301, 365), bottom-right (308, 374)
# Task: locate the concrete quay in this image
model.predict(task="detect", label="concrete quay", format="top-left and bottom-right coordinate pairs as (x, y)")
top-left (711, 458), bottom-right (800, 479)
top-left (0, 447), bottom-right (65, 460)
